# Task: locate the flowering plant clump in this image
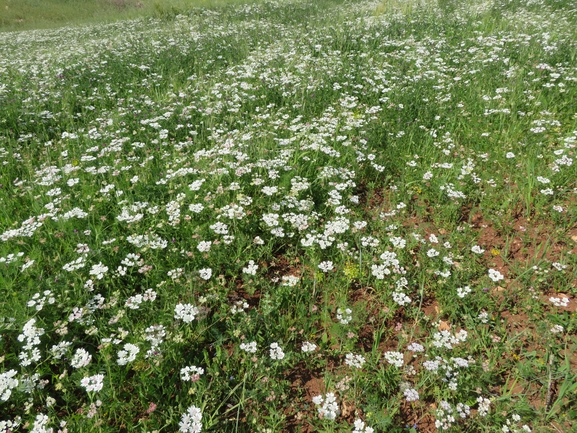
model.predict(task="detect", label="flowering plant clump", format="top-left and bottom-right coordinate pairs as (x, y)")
top-left (384, 351), bottom-right (404, 368)
top-left (181, 366), bottom-right (204, 382)
top-left (336, 308), bottom-right (353, 325)
top-left (269, 342), bottom-right (285, 360)
top-left (312, 392), bottom-right (340, 420)
top-left (0, 370), bottom-right (19, 401)
top-left (117, 343), bottom-right (140, 366)
top-left (488, 268), bottom-right (505, 282)
top-left (179, 405), bottom-right (202, 433)
top-left (174, 303), bottom-right (199, 323)
top-left (0, 0), bottom-right (575, 431)
top-left (80, 374), bottom-right (105, 392)
top-left (344, 353), bottom-right (366, 369)
top-left (352, 418), bottom-right (374, 433)
top-left (301, 341), bottom-right (317, 353)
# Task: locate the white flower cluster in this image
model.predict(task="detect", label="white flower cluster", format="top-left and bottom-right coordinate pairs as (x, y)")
top-left (318, 261), bottom-right (334, 272)
top-left (62, 254), bottom-right (86, 272)
top-left (471, 245), bottom-right (485, 254)
top-left (392, 291), bottom-right (411, 306)
top-left (89, 262), bottom-right (109, 280)
top-left (209, 222), bottom-right (229, 235)
top-left (179, 405), bottom-right (202, 433)
top-left (240, 341), bottom-right (257, 353)
top-left (403, 387), bottom-right (420, 402)
top-left (70, 348), bottom-right (92, 369)
top-left (281, 275), bottom-right (300, 286)
top-left (0, 251), bottom-right (24, 264)
top-left (407, 342), bottom-right (425, 353)
top-left (440, 183), bottom-right (466, 199)
top-left (189, 203), bottom-right (204, 213)
top-left (384, 351), bottom-right (404, 368)
top-left (18, 319), bottom-right (45, 367)
top-left (389, 236), bottom-right (405, 248)
top-left (423, 356), bottom-right (470, 391)
top-left (121, 253), bottom-right (141, 267)
top-left (50, 341), bottom-right (72, 359)
top-left (1, 216), bottom-right (43, 241)
top-left (242, 260), bottom-right (258, 275)
top-left (27, 291), bottom-right (55, 311)
top-left (502, 414), bottom-right (532, 433)
top-left (218, 203), bottom-right (245, 220)
top-left (456, 286), bottom-right (471, 298)
top-left (117, 343), bottom-right (140, 366)
top-left (312, 392), bottom-right (340, 420)
top-left (456, 403), bottom-right (471, 419)
top-left (301, 341), bottom-right (317, 353)
top-left (30, 413), bottom-right (51, 433)
top-left (336, 308), bottom-right (352, 325)
top-left (352, 418), bottom-right (374, 433)
top-left (550, 324), bottom-right (564, 334)
top-left (168, 268), bottom-right (184, 280)
top-left (126, 233), bottom-right (168, 250)
top-left (488, 268), bottom-right (504, 282)
top-left (361, 235), bottom-right (379, 247)
top-left (0, 418), bottom-right (21, 433)
top-left (262, 185), bottom-right (278, 195)
top-left (180, 366), bottom-right (204, 382)
top-left (0, 369), bottom-right (18, 401)
top-left (230, 300), bottom-right (249, 314)
top-left (431, 330), bottom-right (468, 350)
top-left (549, 296), bottom-right (570, 307)
top-left (56, 207), bottom-right (88, 221)
top-left (197, 241), bottom-right (212, 253)
top-left (371, 251), bottom-right (402, 279)
top-left (166, 199), bottom-right (182, 226)
top-left (477, 396), bottom-right (491, 417)
top-left (188, 179), bottom-right (206, 191)
top-left (80, 374), bottom-right (104, 392)
top-left (116, 205), bottom-right (144, 224)
top-left (269, 342), bottom-right (285, 360)
top-left (291, 176), bottom-right (310, 193)
top-left (345, 353), bottom-right (366, 369)
top-left (198, 268), bottom-right (212, 280)
top-left (435, 400), bottom-right (457, 430)
top-left (174, 303), bottom-right (199, 323)
top-left (144, 324), bottom-right (166, 358)
top-left (125, 289), bottom-right (157, 309)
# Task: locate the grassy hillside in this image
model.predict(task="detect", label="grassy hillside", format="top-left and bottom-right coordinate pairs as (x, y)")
top-left (0, 0), bottom-right (255, 31)
top-left (0, 0), bottom-right (576, 432)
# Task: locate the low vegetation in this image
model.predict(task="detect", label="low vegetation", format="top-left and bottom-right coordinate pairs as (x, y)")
top-left (0, 0), bottom-right (252, 31)
top-left (0, 0), bottom-right (576, 431)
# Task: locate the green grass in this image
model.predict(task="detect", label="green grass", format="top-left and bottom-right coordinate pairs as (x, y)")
top-left (0, 0), bottom-right (256, 31)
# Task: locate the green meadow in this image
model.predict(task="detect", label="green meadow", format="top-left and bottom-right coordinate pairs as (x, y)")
top-left (0, 0), bottom-right (576, 431)
top-left (0, 0), bottom-right (252, 31)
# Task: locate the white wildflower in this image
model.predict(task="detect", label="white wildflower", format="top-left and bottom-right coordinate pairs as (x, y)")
top-left (174, 303), bottom-right (199, 323)
top-left (269, 342), bottom-right (285, 360)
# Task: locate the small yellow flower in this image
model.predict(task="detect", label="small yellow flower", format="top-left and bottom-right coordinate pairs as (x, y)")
top-left (343, 262), bottom-right (360, 279)
top-left (491, 248), bottom-right (500, 256)
top-left (132, 360), bottom-right (149, 371)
